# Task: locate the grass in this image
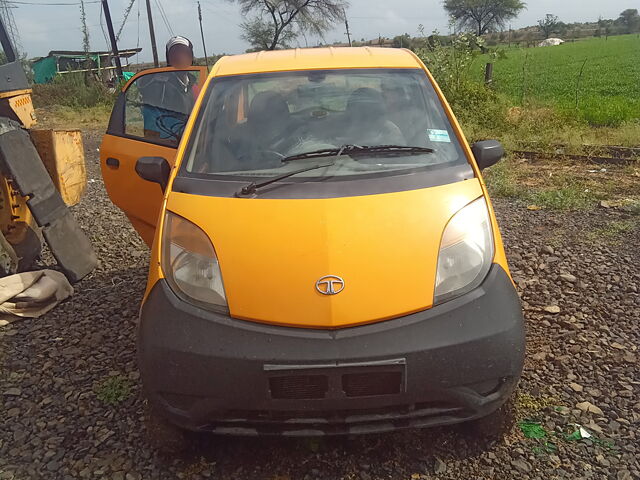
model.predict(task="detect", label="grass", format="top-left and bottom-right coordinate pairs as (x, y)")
top-left (472, 35), bottom-right (640, 126)
top-left (587, 219), bottom-right (638, 243)
top-left (484, 158), bottom-right (601, 210)
top-left (35, 104), bottom-right (112, 129)
top-left (96, 375), bottom-right (131, 405)
top-left (528, 184), bottom-right (599, 210)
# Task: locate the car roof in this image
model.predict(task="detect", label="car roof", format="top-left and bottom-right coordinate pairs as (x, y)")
top-left (211, 47), bottom-right (422, 77)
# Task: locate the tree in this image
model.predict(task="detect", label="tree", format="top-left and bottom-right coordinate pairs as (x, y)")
top-left (617, 9), bottom-right (640, 33)
top-left (443, 0), bottom-right (526, 36)
top-left (231, 0), bottom-right (348, 51)
top-left (537, 14), bottom-right (559, 38)
top-left (392, 33), bottom-right (413, 49)
top-left (596, 16), bottom-right (614, 39)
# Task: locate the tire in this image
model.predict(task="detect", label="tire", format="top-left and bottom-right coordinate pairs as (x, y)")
top-left (11, 223), bottom-right (42, 270)
top-left (463, 396), bottom-right (516, 441)
top-left (144, 404), bottom-right (195, 454)
top-left (0, 229), bottom-right (18, 276)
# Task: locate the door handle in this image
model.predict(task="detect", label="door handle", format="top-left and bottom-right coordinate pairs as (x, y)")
top-left (106, 157), bottom-right (120, 169)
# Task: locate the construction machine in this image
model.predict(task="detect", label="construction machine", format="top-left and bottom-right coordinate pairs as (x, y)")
top-left (0, 19), bottom-right (96, 282)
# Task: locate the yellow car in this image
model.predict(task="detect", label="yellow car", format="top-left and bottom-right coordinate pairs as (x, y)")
top-left (101, 47), bottom-right (524, 441)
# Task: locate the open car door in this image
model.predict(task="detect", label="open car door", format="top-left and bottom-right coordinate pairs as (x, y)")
top-left (100, 66), bottom-right (207, 246)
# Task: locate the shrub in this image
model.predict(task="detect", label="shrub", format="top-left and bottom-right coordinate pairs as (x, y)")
top-left (32, 73), bottom-right (116, 109)
top-left (414, 30), bottom-right (508, 132)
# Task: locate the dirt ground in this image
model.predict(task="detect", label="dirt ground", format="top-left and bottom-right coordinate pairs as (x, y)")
top-left (0, 130), bottom-right (638, 480)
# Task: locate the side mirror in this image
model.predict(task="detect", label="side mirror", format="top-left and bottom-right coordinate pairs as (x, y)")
top-left (471, 140), bottom-right (504, 170)
top-left (135, 156), bottom-right (171, 191)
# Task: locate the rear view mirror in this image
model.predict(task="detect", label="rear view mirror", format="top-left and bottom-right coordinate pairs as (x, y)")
top-left (135, 156), bottom-right (171, 191)
top-left (471, 140), bottom-right (504, 170)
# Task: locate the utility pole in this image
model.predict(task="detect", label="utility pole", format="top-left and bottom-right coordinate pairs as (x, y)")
top-left (343, 8), bottom-right (352, 46)
top-left (145, 0), bottom-right (159, 67)
top-left (101, 0), bottom-right (123, 78)
top-left (197, 2), bottom-right (209, 69)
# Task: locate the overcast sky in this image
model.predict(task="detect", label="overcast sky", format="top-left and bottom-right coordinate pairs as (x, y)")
top-left (11, 0), bottom-right (636, 61)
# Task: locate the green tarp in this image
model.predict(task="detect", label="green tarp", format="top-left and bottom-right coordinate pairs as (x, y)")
top-left (32, 56), bottom-right (57, 84)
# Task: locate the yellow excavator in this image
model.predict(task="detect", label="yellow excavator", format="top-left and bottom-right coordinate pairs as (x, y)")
top-left (0, 18), bottom-right (96, 282)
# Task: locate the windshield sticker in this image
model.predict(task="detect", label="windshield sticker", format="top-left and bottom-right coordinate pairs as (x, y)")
top-left (428, 129), bottom-right (451, 143)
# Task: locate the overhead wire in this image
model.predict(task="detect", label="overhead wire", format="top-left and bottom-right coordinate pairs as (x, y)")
top-left (6, 0), bottom-right (99, 4)
top-left (153, 0), bottom-right (173, 36)
top-left (136, 0), bottom-right (140, 64)
top-left (99, 0), bottom-right (110, 50)
top-left (116, 0), bottom-right (136, 41)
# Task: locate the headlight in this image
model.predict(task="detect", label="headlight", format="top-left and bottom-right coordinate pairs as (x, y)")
top-left (161, 211), bottom-right (228, 312)
top-left (434, 198), bottom-right (494, 304)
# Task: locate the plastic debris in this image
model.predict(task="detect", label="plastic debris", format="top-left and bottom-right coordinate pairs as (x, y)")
top-left (519, 421), bottom-right (547, 439)
top-left (565, 423), bottom-right (592, 441)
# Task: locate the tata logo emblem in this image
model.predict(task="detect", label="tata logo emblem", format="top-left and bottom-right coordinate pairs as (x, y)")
top-left (315, 275), bottom-right (345, 295)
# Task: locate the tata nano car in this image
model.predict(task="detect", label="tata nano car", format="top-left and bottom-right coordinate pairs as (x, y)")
top-left (101, 47), bottom-right (525, 441)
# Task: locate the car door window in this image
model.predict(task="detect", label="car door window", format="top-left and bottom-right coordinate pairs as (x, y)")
top-left (125, 70), bottom-right (201, 146)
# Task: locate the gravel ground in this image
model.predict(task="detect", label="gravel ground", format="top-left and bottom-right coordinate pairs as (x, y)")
top-left (1, 130), bottom-right (638, 480)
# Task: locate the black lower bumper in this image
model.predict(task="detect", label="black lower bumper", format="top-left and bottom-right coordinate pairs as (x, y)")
top-left (138, 264), bottom-right (525, 436)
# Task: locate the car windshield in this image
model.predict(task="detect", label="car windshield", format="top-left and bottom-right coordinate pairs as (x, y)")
top-left (182, 69), bottom-right (467, 180)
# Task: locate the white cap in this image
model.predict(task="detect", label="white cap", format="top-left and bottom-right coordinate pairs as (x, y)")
top-left (166, 36), bottom-right (191, 51)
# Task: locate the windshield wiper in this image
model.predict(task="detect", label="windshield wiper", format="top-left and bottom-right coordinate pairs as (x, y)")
top-left (282, 144), bottom-right (434, 163)
top-left (236, 162), bottom-right (334, 197)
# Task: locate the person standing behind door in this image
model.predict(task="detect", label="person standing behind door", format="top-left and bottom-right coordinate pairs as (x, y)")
top-left (140, 36), bottom-right (200, 143)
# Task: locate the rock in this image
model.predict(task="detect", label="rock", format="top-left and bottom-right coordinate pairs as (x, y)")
top-left (532, 352), bottom-right (547, 361)
top-left (511, 458), bottom-right (532, 473)
top-left (586, 420), bottom-right (603, 434)
top-left (126, 473), bottom-right (141, 480)
top-left (433, 457), bottom-right (446, 474)
top-left (617, 470), bottom-right (632, 480)
top-left (542, 246), bottom-right (555, 255)
top-left (3, 387), bottom-right (21, 396)
top-left (576, 401), bottom-right (604, 416)
top-left (544, 305), bottom-right (561, 314)
top-left (560, 273), bottom-right (577, 283)
top-left (569, 383), bottom-right (583, 392)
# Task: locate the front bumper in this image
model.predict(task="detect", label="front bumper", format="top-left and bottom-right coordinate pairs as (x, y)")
top-left (138, 264), bottom-right (525, 436)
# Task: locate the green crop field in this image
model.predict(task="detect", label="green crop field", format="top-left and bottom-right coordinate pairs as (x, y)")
top-left (473, 34), bottom-right (640, 126)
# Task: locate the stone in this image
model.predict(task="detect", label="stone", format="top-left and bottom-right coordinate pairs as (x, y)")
top-left (434, 457), bottom-right (446, 474)
top-left (569, 383), bottom-right (583, 392)
top-left (3, 388), bottom-right (21, 396)
top-left (576, 401), bottom-right (604, 416)
top-left (544, 305), bottom-right (561, 314)
top-left (560, 274), bottom-right (577, 283)
top-left (511, 458), bottom-right (532, 473)
top-left (617, 471), bottom-right (632, 480)
top-left (586, 420), bottom-right (603, 434)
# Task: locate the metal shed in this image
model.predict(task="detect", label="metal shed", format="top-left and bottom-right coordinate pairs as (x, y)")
top-left (31, 48), bottom-right (142, 84)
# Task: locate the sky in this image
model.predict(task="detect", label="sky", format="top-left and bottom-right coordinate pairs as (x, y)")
top-left (10, 0), bottom-right (636, 61)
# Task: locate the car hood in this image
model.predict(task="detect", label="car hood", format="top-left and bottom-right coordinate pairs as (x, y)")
top-left (164, 179), bottom-right (484, 328)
